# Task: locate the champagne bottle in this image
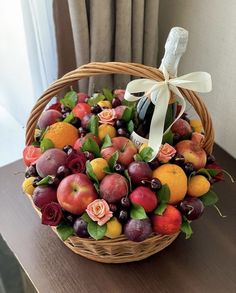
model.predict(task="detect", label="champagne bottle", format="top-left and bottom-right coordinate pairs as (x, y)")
top-left (131, 27), bottom-right (189, 148)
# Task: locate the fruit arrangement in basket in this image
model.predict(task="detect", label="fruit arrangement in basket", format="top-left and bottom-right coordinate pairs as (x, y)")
top-left (22, 87), bottom-right (224, 243)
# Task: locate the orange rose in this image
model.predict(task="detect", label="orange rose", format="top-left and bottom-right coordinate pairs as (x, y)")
top-left (157, 143), bottom-right (176, 163)
top-left (86, 199), bottom-right (113, 226)
top-left (98, 109), bottom-right (117, 125)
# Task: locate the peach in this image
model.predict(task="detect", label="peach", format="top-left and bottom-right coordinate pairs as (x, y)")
top-left (100, 173), bottom-right (128, 203)
top-left (152, 205), bottom-right (182, 235)
top-left (175, 139), bottom-right (207, 170)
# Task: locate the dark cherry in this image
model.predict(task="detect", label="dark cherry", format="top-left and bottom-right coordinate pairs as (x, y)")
top-left (178, 196), bottom-right (204, 221)
top-left (148, 159), bottom-right (160, 170)
top-left (109, 203), bottom-right (118, 213)
top-left (120, 197), bottom-right (131, 209)
top-left (35, 131), bottom-right (41, 143)
top-left (32, 176), bottom-right (43, 188)
top-left (150, 178), bottom-right (162, 191)
top-left (83, 151), bottom-right (95, 161)
top-left (63, 210), bottom-right (77, 224)
top-left (25, 164), bottom-right (38, 178)
top-left (115, 119), bottom-right (126, 129)
top-left (112, 97), bottom-right (122, 108)
top-left (63, 145), bottom-right (73, 154)
top-left (118, 210), bottom-right (129, 223)
top-left (117, 128), bottom-right (129, 137)
top-left (172, 154), bottom-right (185, 166)
top-left (114, 163), bottom-right (125, 174)
top-left (73, 218), bottom-right (89, 238)
top-left (71, 117), bottom-right (81, 128)
top-left (61, 105), bottom-right (71, 114)
top-left (173, 133), bottom-right (181, 143)
top-left (48, 176), bottom-right (60, 187)
top-left (91, 104), bottom-right (102, 114)
top-left (183, 162), bottom-right (195, 176)
top-left (62, 112), bottom-right (70, 119)
top-left (78, 127), bottom-right (87, 137)
top-left (56, 165), bottom-right (70, 179)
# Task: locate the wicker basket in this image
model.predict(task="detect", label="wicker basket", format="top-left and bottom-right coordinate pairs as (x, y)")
top-left (25, 62), bottom-right (214, 263)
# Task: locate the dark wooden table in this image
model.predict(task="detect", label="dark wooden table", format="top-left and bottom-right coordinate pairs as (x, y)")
top-left (0, 145), bottom-right (235, 293)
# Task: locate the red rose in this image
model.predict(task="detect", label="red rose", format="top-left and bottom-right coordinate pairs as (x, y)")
top-left (41, 202), bottom-right (63, 226)
top-left (66, 151), bottom-right (87, 173)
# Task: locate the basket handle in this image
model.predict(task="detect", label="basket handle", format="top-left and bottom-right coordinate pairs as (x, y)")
top-left (25, 62), bottom-right (214, 154)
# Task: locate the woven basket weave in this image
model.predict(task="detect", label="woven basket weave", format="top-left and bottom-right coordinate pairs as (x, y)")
top-left (25, 62), bottom-right (214, 263)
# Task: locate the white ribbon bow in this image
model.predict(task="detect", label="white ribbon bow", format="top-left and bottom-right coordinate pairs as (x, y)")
top-left (124, 65), bottom-right (212, 160)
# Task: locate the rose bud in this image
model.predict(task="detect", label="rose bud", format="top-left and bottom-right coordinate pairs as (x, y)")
top-left (41, 202), bottom-right (63, 226)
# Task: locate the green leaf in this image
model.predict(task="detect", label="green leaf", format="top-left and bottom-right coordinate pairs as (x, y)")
top-left (196, 168), bottom-right (212, 180)
top-left (181, 218), bottom-right (193, 239)
top-left (40, 138), bottom-right (54, 152)
top-left (60, 91), bottom-right (77, 109)
top-left (94, 182), bottom-right (100, 193)
top-left (102, 88), bottom-right (114, 101)
top-left (82, 138), bottom-right (100, 158)
top-left (200, 190), bottom-right (219, 206)
top-left (32, 141), bottom-right (40, 147)
top-left (101, 134), bottom-right (112, 149)
top-left (162, 130), bottom-right (174, 145)
top-left (154, 203), bottom-right (167, 215)
top-left (157, 184), bottom-right (170, 203)
top-left (81, 212), bottom-right (93, 223)
top-left (63, 112), bottom-right (75, 123)
top-left (122, 99), bottom-right (136, 107)
top-left (122, 106), bottom-right (134, 122)
top-left (206, 168), bottom-right (221, 177)
top-left (108, 151), bottom-right (119, 170)
top-left (36, 175), bottom-right (54, 186)
top-left (139, 146), bottom-right (154, 162)
top-left (86, 160), bottom-right (99, 185)
top-left (130, 204), bottom-right (148, 220)
top-left (124, 170), bottom-right (132, 192)
top-left (87, 221), bottom-right (107, 240)
top-left (56, 221), bottom-right (74, 241)
top-left (127, 120), bottom-right (134, 133)
top-left (134, 154), bottom-right (143, 161)
top-left (88, 115), bottom-right (98, 136)
top-left (103, 166), bottom-right (113, 174)
top-left (87, 94), bottom-right (105, 106)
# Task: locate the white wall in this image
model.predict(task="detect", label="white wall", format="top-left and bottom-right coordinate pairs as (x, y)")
top-left (159, 0), bottom-right (236, 158)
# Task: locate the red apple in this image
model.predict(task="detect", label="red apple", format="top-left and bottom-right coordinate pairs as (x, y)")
top-left (74, 133), bottom-right (100, 151)
top-left (100, 173), bottom-right (128, 203)
top-left (152, 205), bottom-right (182, 235)
top-left (130, 186), bottom-right (158, 212)
top-left (57, 173), bottom-right (98, 214)
top-left (101, 137), bottom-right (137, 167)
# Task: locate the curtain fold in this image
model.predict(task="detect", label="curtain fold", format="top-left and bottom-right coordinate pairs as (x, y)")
top-left (53, 0), bottom-right (159, 93)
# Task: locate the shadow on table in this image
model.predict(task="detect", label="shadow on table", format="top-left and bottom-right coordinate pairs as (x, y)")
top-left (0, 234), bottom-right (37, 293)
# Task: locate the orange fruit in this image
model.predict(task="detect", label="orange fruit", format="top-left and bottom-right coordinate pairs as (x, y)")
top-left (90, 158), bottom-right (108, 181)
top-left (105, 217), bottom-right (122, 239)
top-left (187, 175), bottom-right (210, 197)
top-left (98, 100), bottom-right (112, 109)
top-left (98, 124), bottom-right (116, 141)
top-left (153, 164), bottom-right (187, 204)
top-left (43, 122), bottom-right (78, 149)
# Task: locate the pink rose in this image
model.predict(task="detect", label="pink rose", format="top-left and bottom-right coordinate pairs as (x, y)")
top-left (114, 89), bottom-right (125, 101)
top-left (157, 143), bottom-right (177, 163)
top-left (86, 199), bottom-right (113, 226)
top-left (114, 105), bottom-right (127, 119)
top-left (98, 109), bottom-right (117, 125)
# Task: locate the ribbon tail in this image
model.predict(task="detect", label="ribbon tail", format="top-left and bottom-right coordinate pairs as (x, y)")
top-left (148, 85), bottom-right (170, 160)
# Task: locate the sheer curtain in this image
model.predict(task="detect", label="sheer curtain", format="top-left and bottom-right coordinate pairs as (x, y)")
top-left (0, 0), bottom-right (57, 166)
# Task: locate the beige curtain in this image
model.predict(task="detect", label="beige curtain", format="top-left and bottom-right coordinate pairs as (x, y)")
top-left (53, 0), bottom-right (159, 93)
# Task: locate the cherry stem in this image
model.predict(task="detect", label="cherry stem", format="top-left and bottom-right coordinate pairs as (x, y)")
top-left (213, 204), bottom-right (227, 218)
top-left (222, 169), bottom-right (235, 183)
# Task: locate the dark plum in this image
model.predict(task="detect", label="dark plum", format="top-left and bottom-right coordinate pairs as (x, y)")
top-left (32, 186), bottom-right (57, 210)
top-left (73, 218), bottom-right (89, 238)
top-left (124, 219), bottom-right (152, 242)
top-left (178, 196), bottom-right (204, 220)
top-left (117, 128), bottom-right (129, 137)
top-left (128, 161), bottom-right (152, 185)
top-left (148, 159), bottom-right (160, 170)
